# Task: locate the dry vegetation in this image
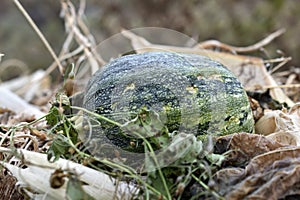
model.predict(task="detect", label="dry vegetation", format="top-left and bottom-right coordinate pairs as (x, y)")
top-left (1, 0), bottom-right (300, 199)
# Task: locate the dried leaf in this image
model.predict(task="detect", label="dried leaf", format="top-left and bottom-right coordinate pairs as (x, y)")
top-left (248, 97), bottom-right (264, 122)
top-left (256, 103), bottom-right (300, 145)
top-left (266, 130), bottom-right (299, 146)
top-left (214, 147), bottom-right (300, 199)
top-left (215, 133), bottom-right (285, 167)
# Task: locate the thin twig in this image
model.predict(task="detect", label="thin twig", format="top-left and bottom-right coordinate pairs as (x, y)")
top-left (13, 0), bottom-right (64, 75)
top-left (195, 29), bottom-right (286, 53)
top-left (268, 57), bottom-right (292, 74)
top-left (245, 83), bottom-right (300, 91)
top-left (61, 0), bottom-right (104, 73)
top-left (263, 57), bottom-right (292, 64)
top-left (0, 53), bottom-right (4, 62)
top-left (33, 0), bottom-right (104, 81)
top-left (14, 134), bottom-right (39, 152)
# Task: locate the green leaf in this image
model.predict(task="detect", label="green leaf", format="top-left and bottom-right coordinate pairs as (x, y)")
top-left (121, 107), bottom-right (170, 150)
top-left (46, 106), bottom-right (60, 127)
top-left (47, 134), bottom-right (71, 162)
top-left (121, 107), bottom-right (167, 137)
top-left (66, 176), bottom-right (95, 200)
top-left (46, 93), bottom-right (79, 162)
top-left (205, 153), bottom-right (225, 167)
top-left (145, 133), bottom-right (203, 171)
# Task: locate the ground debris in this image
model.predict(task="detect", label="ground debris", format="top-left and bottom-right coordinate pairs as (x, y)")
top-left (215, 132), bottom-right (286, 167)
top-left (0, 172), bottom-right (24, 200)
top-left (214, 133), bottom-right (300, 199)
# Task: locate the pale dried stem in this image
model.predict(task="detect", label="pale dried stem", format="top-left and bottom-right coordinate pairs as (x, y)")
top-left (0, 147), bottom-right (138, 199)
top-left (14, 134), bottom-right (39, 152)
top-left (0, 131), bottom-right (39, 154)
top-left (268, 57), bottom-right (292, 74)
top-left (246, 83), bottom-right (300, 91)
top-left (13, 0), bottom-right (105, 84)
top-left (0, 131), bottom-right (12, 147)
top-left (195, 28), bottom-right (286, 53)
top-left (13, 0), bottom-right (64, 75)
top-left (60, 0), bottom-right (104, 74)
top-left (263, 57), bottom-right (292, 64)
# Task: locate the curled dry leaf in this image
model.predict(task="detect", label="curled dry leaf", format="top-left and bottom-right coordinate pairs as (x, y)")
top-left (255, 103), bottom-right (300, 146)
top-left (215, 132), bottom-right (285, 167)
top-left (248, 97), bottom-right (264, 121)
top-left (266, 131), bottom-right (299, 146)
top-left (29, 128), bottom-right (47, 141)
top-left (214, 147), bottom-right (300, 199)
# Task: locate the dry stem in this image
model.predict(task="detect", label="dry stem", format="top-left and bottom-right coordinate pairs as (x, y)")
top-left (195, 29), bottom-right (286, 53)
top-left (13, 0), bottom-right (64, 75)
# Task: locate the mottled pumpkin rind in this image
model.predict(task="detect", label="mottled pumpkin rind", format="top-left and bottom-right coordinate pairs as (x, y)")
top-left (83, 52), bottom-right (254, 149)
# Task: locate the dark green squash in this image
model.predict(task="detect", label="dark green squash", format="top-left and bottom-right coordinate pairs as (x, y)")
top-left (83, 52), bottom-right (254, 152)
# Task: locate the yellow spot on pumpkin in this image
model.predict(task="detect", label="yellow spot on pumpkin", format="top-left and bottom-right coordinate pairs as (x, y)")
top-left (124, 83), bottom-right (135, 93)
top-left (197, 74), bottom-right (204, 80)
top-left (186, 86), bottom-right (198, 94)
top-left (209, 74), bottom-right (223, 81)
top-left (229, 116), bottom-right (240, 124)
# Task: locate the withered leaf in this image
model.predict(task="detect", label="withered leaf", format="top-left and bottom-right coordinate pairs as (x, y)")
top-left (215, 132), bottom-right (285, 167)
top-left (214, 146), bottom-right (300, 199)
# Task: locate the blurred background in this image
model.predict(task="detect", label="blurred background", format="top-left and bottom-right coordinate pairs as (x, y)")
top-left (0, 0), bottom-right (299, 80)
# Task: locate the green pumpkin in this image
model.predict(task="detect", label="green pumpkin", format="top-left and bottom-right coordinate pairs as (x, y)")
top-left (83, 52), bottom-right (254, 152)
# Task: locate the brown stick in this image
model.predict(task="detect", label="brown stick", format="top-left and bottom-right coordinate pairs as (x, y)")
top-left (195, 29), bottom-right (286, 53)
